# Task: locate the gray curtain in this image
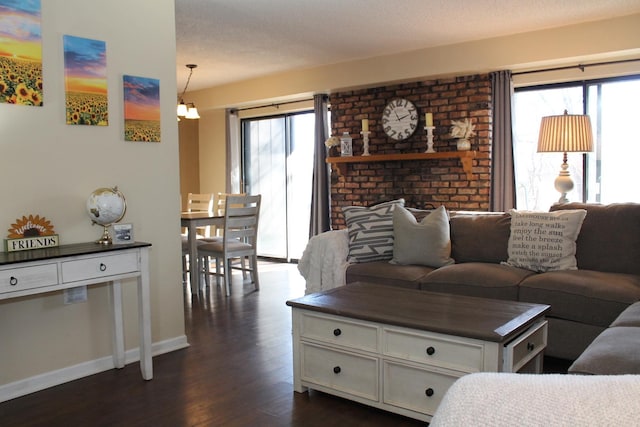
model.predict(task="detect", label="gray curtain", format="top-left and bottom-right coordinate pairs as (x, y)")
top-left (225, 108), bottom-right (241, 194)
top-left (490, 70), bottom-right (516, 211)
top-left (309, 94), bottom-right (331, 237)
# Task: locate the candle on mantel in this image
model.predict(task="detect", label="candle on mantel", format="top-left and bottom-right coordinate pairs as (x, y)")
top-left (362, 118), bottom-right (369, 131)
top-left (425, 113), bottom-right (433, 127)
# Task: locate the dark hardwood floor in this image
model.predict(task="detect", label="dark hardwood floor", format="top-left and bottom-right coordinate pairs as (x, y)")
top-left (0, 262), bottom-right (570, 426)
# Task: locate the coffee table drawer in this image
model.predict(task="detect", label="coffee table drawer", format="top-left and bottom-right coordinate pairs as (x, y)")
top-left (504, 320), bottom-right (548, 372)
top-left (383, 327), bottom-right (484, 372)
top-left (301, 343), bottom-right (378, 401)
top-left (300, 312), bottom-right (379, 352)
top-left (383, 361), bottom-right (460, 416)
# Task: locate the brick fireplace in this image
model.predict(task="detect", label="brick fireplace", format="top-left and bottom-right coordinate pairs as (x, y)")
top-left (328, 73), bottom-right (492, 228)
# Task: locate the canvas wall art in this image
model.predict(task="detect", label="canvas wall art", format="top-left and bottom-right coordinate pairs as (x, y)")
top-left (123, 75), bottom-right (160, 142)
top-left (63, 35), bottom-right (108, 125)
top-left (0, 0), bottom-right (43, 106)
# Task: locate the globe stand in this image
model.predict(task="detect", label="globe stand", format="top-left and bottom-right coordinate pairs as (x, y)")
top-left (96, 224), bottom-right (113, 245)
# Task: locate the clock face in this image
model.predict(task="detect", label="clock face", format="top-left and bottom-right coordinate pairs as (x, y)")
top-left (382, 98), bottom-right (418, 140)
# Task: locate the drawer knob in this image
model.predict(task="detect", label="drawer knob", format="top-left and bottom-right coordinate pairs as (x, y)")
top-left (333, 366), bottom-right (341, 374)
top-left (9, 276), bottom-right (18, 286)
top-left (333, 328), bottom-right (342, 337)
top-left (425, 388), bottom-right (434, 397)
top-left (527, 342), bottom-right (535, 352)
top-left (426, 346), bottom-right (436, 356)
top-left (99, 263), bottom-right (107, 272)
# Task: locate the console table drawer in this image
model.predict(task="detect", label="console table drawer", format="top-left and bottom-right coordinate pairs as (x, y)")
top-left (61, 252), bottom-right (139, 283)
top-left (300, 312), bottom-right (379, 352)
top-left (0, 264), bottom-right (58, 293)
top-left (383, 327), bottom-right (484, 372)
top-left (383, 361), bottom-right (460, 416)
top-left (301, 343), bottom-right (378, 401)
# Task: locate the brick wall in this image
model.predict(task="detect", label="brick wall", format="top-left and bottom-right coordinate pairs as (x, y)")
top-left (329, 74), bottom-right (492, 228)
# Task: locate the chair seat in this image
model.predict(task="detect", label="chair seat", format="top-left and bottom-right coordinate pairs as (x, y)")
top-left (199, 239), bottom-right (252, 253)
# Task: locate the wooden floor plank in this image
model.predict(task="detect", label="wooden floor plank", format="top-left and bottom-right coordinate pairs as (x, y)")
top-left (0, 262), bottom-right (570, 426)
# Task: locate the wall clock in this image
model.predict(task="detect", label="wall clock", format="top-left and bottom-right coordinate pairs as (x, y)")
top-left (382, 98), bottom-right (418, 140)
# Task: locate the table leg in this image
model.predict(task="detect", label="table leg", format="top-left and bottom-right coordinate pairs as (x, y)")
top-left (188, 223), bottom-right (199, 293)
top-left (138, 248), bottom-right (153, 380)
top-left (110, 280), bottom-right (125, 369)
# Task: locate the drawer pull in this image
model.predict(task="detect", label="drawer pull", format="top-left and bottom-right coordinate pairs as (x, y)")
top-left (333, 366), bottom-right (341, 374)
top-left (333, 328), bottom-right (342, 337)
top-left (99, 263), bottom-right (107, 272)
top-left (527, 342), bottom-right (535, 352)
top-left (425, 388), bottom-right (434, 397)
top-left (9, 276), bottom-right (18, 286)
top-left (426, 346), bottom-right (436, 356)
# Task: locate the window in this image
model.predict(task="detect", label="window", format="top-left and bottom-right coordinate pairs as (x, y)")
top-left (513, 75), bottom-right (640, 209)
top-left (241, 112), bottom-right (315, 260)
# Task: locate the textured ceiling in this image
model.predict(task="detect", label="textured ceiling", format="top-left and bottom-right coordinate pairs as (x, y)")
top-left (175, 0), bottom-right (640, 92)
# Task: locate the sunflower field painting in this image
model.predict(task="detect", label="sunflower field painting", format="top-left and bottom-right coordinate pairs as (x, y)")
top-left (123, 75), bottom-right (160, 142)
top-left (63, 35), bottom-right (108, 126)
top-left (0, 0), bottom-right (43, 106)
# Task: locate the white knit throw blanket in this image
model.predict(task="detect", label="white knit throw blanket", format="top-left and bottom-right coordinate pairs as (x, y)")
top-left (430, 373), bottom-right (640, 427)
top-left (297, 230), bottom-right (350, 294)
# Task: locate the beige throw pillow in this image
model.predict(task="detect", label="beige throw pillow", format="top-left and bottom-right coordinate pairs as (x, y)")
top-left (504, 209), bottom-right (587, 272)
top-left (391, 205), bottom-right (454, 267)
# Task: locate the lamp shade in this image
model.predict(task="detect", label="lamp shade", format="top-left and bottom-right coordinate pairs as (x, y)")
top-left (537, 112), bottom-right (594, 153)
top-left (177, 101), bottom-right (188, 117)
top-left (185, 105), bottom-right (200, 119)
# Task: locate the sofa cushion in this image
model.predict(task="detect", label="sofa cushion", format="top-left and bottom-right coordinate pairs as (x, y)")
top-left (568, 326), bottom-right (640, 375)
top-left (550, 202), bottom-right (640, 275)
top-left (419, 262), bottom-right (534, 300)
top-left (504, 209), bottom-right (586, 272)
top-left (610, 301), bottom-right (640, 327)
top-left (391, 205), bottom-right (454, 268)
top-left (342, 199), bottom-right (404, 263)
top-left (450, 213), bottom-right (511, 263)
top-left (519, 269), bottom-right (640, 327)
top-left (346, 261), bottom-right (433, 289)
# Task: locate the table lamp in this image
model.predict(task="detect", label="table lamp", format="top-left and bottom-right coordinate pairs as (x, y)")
top-left (537, 110), bottom-right (594, 204)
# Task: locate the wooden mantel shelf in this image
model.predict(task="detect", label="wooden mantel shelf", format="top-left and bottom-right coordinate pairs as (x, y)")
top-left (326, 150), bottom-right (477, 179)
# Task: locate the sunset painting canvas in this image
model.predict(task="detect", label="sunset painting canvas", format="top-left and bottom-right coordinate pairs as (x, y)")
top-left (0, 0), bottom-right (43, 106)
top-left (123, 75), bottom-right (161, 142)
top-left (63, 35), bottom-right (108, 125)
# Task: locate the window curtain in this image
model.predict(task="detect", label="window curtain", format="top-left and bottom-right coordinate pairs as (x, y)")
top-left (309, 94), bottom-right (331, 237)
top-left (490, 70), bottom-right (516, 211)
top-left (225, 108), bottom-right (241, 194)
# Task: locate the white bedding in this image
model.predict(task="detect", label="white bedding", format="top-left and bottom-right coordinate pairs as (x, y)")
top-left (297, 229), bottom-right (350, 294)
top-left (430, 372), bottom-right (640, 427)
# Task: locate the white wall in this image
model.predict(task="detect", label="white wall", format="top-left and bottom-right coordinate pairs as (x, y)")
top-left (0, 0), bottom-right (185, 396)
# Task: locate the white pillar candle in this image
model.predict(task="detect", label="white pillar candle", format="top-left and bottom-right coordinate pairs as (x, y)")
top-left (362, 119), bottom-right (369, 131)
top-left (425, 113), bottom-right (433, 127)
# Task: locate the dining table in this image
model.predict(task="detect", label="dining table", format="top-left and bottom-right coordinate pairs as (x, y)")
top-left (181, 211), bottom-right (223, 292)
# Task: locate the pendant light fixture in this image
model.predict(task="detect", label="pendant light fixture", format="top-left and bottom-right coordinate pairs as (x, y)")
top-left (177, 64), bottom-right (200, 120)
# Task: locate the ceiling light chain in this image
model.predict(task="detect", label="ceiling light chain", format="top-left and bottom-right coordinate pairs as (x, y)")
top-left (177, 64), bottom-right (200, 120)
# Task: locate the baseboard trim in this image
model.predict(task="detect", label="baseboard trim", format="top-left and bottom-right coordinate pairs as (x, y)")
top-left (0, 335), bottom-right (189, 403)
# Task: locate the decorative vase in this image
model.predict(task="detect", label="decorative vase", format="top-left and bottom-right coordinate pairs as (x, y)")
top-left (456, 138), bottom-right (471, 151)
top-left (328, 146), bottom-right (340, 157)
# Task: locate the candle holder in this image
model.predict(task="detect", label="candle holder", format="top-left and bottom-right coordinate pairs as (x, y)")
top-left (424, 126), bottom-right (436, 153)
top-left (360, 130), bottom-right (371, 156)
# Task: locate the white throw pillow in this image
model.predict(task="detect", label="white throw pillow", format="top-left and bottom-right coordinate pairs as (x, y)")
top-left (391, 205), bottom-right (454, 267)
top-left (504, 209), bottom-right (587, 272)
top-left (342, 199), bottom-right (404, 263)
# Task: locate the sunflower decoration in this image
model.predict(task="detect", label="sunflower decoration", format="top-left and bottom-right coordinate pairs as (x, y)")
top-left (7, 215), bottom-right (56, 239)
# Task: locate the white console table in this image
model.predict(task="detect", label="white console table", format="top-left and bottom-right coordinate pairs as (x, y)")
top-left (0, 242), bottom-right (153, 381)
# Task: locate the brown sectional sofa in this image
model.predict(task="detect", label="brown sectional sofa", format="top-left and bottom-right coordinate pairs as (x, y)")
top-left (345, 203), bottom-right (640, 361)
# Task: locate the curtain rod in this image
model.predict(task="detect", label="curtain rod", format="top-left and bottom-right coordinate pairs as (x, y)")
top-left (234, 97), bottom-right (316, 113)
top-left (512, 58), bottom-right (640, 76)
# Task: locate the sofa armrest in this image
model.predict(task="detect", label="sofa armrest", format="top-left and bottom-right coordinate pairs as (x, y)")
top-left (298, 229), bottom-right (350, 294)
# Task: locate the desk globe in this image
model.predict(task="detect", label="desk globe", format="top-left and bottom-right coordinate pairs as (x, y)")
top-left (86, 186), bottom-right (126, 244)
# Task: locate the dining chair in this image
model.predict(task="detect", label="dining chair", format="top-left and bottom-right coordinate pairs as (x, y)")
top-left (181, 192), bottom-right (215, 283)
top-left (198, 194), bottom-right (261, 296)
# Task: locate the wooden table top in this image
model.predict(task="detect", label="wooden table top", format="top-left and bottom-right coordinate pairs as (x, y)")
top-left (286, 282), bottom-right (549, 343)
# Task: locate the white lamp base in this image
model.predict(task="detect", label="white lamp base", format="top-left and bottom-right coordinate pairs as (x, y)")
top-left (553, 154), bottom-right (574, 205)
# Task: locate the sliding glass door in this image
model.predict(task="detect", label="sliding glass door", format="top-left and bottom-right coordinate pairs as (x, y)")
top-left (242, 112), bottom-right (314, 260)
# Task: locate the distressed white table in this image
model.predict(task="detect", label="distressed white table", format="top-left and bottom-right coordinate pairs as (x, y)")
top-left (0, 242), bottom-right (153, 381)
